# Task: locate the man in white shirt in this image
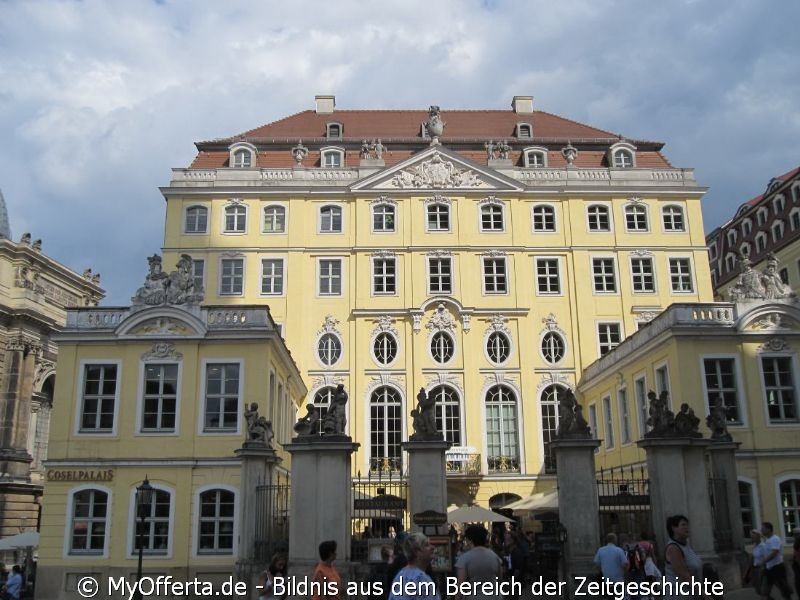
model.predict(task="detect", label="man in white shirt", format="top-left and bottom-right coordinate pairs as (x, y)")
top-left (759, 522), bottom-right (794, 600)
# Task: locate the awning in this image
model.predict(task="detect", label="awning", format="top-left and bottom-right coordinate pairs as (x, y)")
top-left (501, 490), bottom-right (558, 513)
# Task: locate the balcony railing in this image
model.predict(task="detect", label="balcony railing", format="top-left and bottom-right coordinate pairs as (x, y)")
top-left (487, 455), bottom-right (521, 474)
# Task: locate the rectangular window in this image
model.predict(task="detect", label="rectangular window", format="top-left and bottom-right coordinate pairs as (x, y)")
top-left (70, 490), bottom-right (108, 555)
top-left (631, 257), bottom-right (655, 292)
top-left (224, 206), bottom-right (247, 233)
top-left (428, 258), bottom-right (452, 294)
top-left (80, 364), bottom-right (117, 432)
top-left (618, 388), bottom-right (631, 444)
top-left (597, 323), bottom-right (621, 356)
top-left (655, 365), bottom-right (670, 399)
top-left (263, 206), bottom-right (286, 233)
top-left (204, 363), bottom-right (240, 432)
top-left (320, 206), bottom-right (342, 233)
top-left (592, 258), bottom-right (617, 293)
top-left (192, 259), bottom-right (205, 292)
top-left (319, 259), bottom-right (342, 296)
top-left (635, 377), bottom-right (648, 437)
top-left (669, 258), bottom-right (694, 292)
top-left (589, 404), bottom-right (599, 453)
top-left (603, 397), bottom-right (614, 449)
top-left (373, 258), bottom-right (396, 294)
top-left (220, 258), bottom-right (244, 295)
top-left (185, 206), bottom-right (208, 234)
top-left (703, 358), bottom-right (741, 424)
top-left (261, 259), bottom-right (284, 295)
top-left (587, 205), bottom-right (610, 232)
top-left (198, 490), bottom-right (235, 554)
top-left (536, 258), bottom-right (560, 294)
top-left (481, 205), bottom-right (504, 231)
top-left (762, 356), bottom-right (798, 422)
top-left (134, 489), bottom-right (171, 555)
top-left (427, 204), bottom-right (450, 231)
top-left (373, 204), bottom-right (395, 232)
top-left (141, 364), bottom-right (178, 432)
top-left (483, 257), bottom-right (507, 293)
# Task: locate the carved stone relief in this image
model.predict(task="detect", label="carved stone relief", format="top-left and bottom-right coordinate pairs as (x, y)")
top-left (426, 303), bottom-right (457, 333)
top-left (372, 316), bottom-right (399, 337)
top-left (141, 342), bottom-right (184, 361)
top-left (317, 315), bottom-right (341, 336)
top-left (486, 314), bottom-right (511, 335)
top-left (390, 154), bottom-right (483, 189)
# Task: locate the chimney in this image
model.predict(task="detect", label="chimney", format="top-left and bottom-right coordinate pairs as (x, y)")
top-left (511, 95), bottom-right (534, 114)
top-left (315, 95), bottom-right (336, 114)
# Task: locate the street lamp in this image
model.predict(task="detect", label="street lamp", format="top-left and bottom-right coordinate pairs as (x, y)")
top-left (134, 478), bottom-right (154, 600)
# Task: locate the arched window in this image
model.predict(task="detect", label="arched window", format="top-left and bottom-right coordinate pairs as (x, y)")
top-left (486, 331), bottom-right (511, 365)
top-left (232, 148), bottom-right (252, 168)
top-left (662, 205), bottom-right (685, 232)
top-left (625, 204), bottom-right (648, 231)
top-left (532, 205), bottom-right (556, 232)
top-left (69, 488), bottom-right (109, 555)
top-left (263, 205), bottom-right (286, 233)
top-left (224, 204), bottom-right (247, 233)
top-left (132, 487), bottom-right (172, 555)
top-left (430, 331), bottom-right (454, 364)
top-left (541, 331), bottom-right (566, 364)
top-left (198, 489), bottom-right (235, 554)
top-left (779, 478), bottom-right (800, 538)
top-left (427, 203), bottom-right (450, 232)
top-left (369, 386), bottom-right (403, 472)
top-left (524, 149), bottom-right (546, 168)
top-left (428, 385), bottom-right (461, 445)
top-left (313, 387), bottom-right (335, 433)
top-left (185, 206), bottom-right (209, 234)
top-left (480, 204), bottom-right (504, 231)
top-left (737, 480), bottom-right (756, 540)
top-left (317, 333), bottom-right (342, 366)
top-left (613, 149), bottom-right (634, 168)
top-left (373, 332), bottom-right (398, 366)
top-left (373, 203), bottom-right (396, 232)
top-left (516, 123), bottom-right (532, 139)
top-left (485, 385), bottom-right (520, 473)
top-left (541, 385), bottom-right (563, 474)
top-left (587, 204), bottom-right (611, 232)
top-left (320, 205), bottom-right (343, 233)
top-left (326, 122), bottom-right (343, 139)
top-left (321, 148), bottom-right (344, 168)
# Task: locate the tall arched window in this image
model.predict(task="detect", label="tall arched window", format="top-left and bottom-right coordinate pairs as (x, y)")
top-left (313, 387), bottom-right (336, 434)
top-left (428, 385), bottom-right (461, 445)
top-left (69, 488), bottom-right (109, 555)
top-left (485, 385), bottom-right (520, 473)
top-left (198, 488), bottom-right (235, 554)
top-left (779, 479), bottom-right (800, 537)
top-left (541, 385), bottom-right (564, 474)
top-left (185, 206), bottom-right (209, 233)
top-left (132, 487), bottom-right (172, 555)
top-left (369, 387), bottom-right (403, 472)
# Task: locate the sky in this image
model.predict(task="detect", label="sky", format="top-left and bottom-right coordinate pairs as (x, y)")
top-left (1, 0), bottom-right (798, 305)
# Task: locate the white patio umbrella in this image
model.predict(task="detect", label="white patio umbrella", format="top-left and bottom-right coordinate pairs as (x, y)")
top-left (0, 531), bottom-right (39, 549)
top-left (501, 490), bottom-right (559, 513)
top-left (447, 505), bottom-right (513, 524)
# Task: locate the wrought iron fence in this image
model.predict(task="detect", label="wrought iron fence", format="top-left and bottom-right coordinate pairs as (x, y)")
top-left (708, 476), bottom-right (733, 551)
top-left (254, 472), bottom-right (290, 562)
top-left (597, 465), bottom-right (652, 540)
top-left (351, 468), bottom-right (409, 562)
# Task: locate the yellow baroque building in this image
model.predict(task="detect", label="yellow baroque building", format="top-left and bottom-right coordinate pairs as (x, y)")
top-left (37, 296), bottom-right (306, 599)
top-left (578, 297), bottom-right (800, 546)
top-left (159, 95), bottom-right (712, 508)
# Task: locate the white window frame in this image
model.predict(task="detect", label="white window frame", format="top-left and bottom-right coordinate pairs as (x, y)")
top-left (540, 330), bottom-right (567, 365)
top-left (483, 384), bottom-right (522, 474)
top-left (531, 204), bottom-right (557, 232)
top-left (480, 204), bottom-right (505, 232)
top-left (317, 257), bottom-right (343, 296)
top-left (192, 258), bottom-right (205, 292)
top-left (219, 257), bottom-right (245, 296)
top-left (367, 385), bottom-right (405, 473)
top-left (75, 360), bottom-right (122, 437)
top-left (742, 219), bottom-right (753, 237)
top-left (772, 220), bottom-right (785, 243)
top-left (229, 142), bottom-right (256, 169)
top-left (222, 202), bottom-right (247, 234)
top-left (193, 485), bottom-right (238, 558)
top-left (759, 353), bottom-right (800, 425)
top-left (634, 373), bottom-right (648, 437)
top-left (727, 230), bottom-right (738, 246)
top-left (654, 362), bottom-right (671, 402)
top-left (725, 253), bottom-right (737, 272)
top-left (427, 256), bottom-right (453, 295)
top-left (372, 256), bottom-right (397, 296)
top-left (535, 257), bottom-right (562, 295)
top-left (662, 204), bottom-right (686, 232)
top-left (757, 207), bottom-right (768, 226)
top-left (482, 256), bottom-right (508, 295)
top-left (320, 147), bottom-right (344, 168)
top-left (316, 332), bottom-right (343, 367)
top-left (602, 396), bottom-right (615, 448)
top-left (700, 354), bottom-right (745, 427)
top-left (597, 322), bottom-right (622, 356)
top-left (126, 483), bottom-right (175, 559)
top-left (426, 203), bottom-right (451, 232)
top-left (516, 123), bottom-right (533, 139)
top-left (708, 242), bottom-right (718, 261)
top-left (326, 122), bottom-right (343, 140)
top-left (668, 256), bottom-right (695, 293)
top-left (609, 142), bottom-right (637, 168)
top-left (773, 194), bottom-right (785, 214)
top-left (136, 361), bottom-right (182, 436)
top-left (630, 256), bottom-right (656, 293)
top-left (184, 205), bottom-right (209, 234)
top-left (429, 330), bottom-right (456, 365)
top-left (372, 203), bottom-right (396, 233)
top-left (618, 387), bottom-right (631, 445)
top-left (319, 204), bottom-right (343, 234)
top-left (624, 203), bottom-right (649, 232)
top-left (740, 242), bottom-right (751, 258)
top-left (64, 485), bottom-right (112, 558)
top-left (588, 403), bottom-right (599, 451)
top-left (523, 146), bottom-right (548, 168)
top-left (199, 359), bottom-right (244, 435)
top-left (774, 475), bottom-right (800, 541)
top-left (755, 232), bottom-right (767, 253)
top-left (737, 476), bottom-right (762, 541)
top-left (484, 330), bottom-right (513, 366)
top-left (587, 204), bottom-right (612, 232)
top-left (790, 208), bottom-right (800, 231)
top-left (262, 204), bottom-right (287, 234)
top-left (260, 258), bottom-right (285, 296)
top-left (591, 256), bottom-right (618, 294)
top-left (372, 331), bottom-right (399, 367)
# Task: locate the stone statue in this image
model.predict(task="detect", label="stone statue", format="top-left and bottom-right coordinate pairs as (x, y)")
top-left (424, 105), bottom-right (445, 143)
top-left (293, 403), bottom-right (320, 436)
top-left (556, 388), bottom-right (591, 438)
top-left (133, 254), bottom-right (168, 305)
top-left (761, 253), bottom-right (793, 299)
top-left (410, 387), bottom-right (443, 441)
top-left (244, 402), bottom-right (274, 447)
top-left (322, 384), bottom-right (348, 435)
top-left (166, 254), bottom-right (204, 305)
top-left (361, 140), bottom-right (371, 159)
top-left (561, 142), bottom-right (577, 165)
top-left (373, 139), bottom-right (385, 160)
top-left (19, 232), bottom-right (31, 246)
top-left (32, 239), bottom-right (42, 252)
top-left (292, 140), bottom-right (308, 165)
top-left (729, 253), bottom-right (765, 301)
top-left (495, 139), bottom-right (511, 160)
top-left (485, 140), bottom-right (495, 159)
top-left (645, 390), bottom-right (675, 438)
top-left (674, 403), bottom-right (701, 437)
top-left (706, 396), bottom-right (733, 442)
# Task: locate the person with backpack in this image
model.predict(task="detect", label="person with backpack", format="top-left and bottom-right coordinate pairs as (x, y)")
top-left (624, 538), bottom-right (647, 600)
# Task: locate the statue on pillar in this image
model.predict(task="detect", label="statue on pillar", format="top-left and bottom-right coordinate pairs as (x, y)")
top-left (674, 403), bottom-right (701, 437)
top-left (410, 388), bottom-right (443, 441)
top-left (322, 384), bottom-right (348, 435)
top-left (244, 402), bottom-right (274, 448)
top-left (556, 388), bottom-right (591, 438)
top-left (645, 390), bottom-right (676, 438)
top-left (706, 396), bottom-right (733, 442)
top-left (293, 403), bottom-right (320, 436)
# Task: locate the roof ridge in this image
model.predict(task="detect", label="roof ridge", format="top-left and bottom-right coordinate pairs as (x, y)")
top-left (237, 109), bottom-right (313, 139)
top-left (533, 109), bottom-right (620, 139)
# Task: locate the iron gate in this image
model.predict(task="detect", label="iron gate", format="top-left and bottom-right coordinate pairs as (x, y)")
top-left (351, 467), bottom-right (409, 562)
top-left (254, 472), bottom-right (291, 562)
top-left (597, 465), bottom-right (652, 540)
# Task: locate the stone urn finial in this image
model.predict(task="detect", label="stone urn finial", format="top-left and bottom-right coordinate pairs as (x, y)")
top-left (424, 105), bottom-right (445, 145)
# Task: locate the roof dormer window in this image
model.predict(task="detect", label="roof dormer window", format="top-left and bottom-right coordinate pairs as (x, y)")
top-left (727, 229), bottom-right (737, 246)
top-left (523, 147), bottom-right (548, 168)
top-left (742, 219), bottom-right (752, 237)
top-left (321, 147), bottom-right (344, 168)
top-left (772, 220), bottom-right (784, 243)
top-left (608, 142), bottom-right (637, 169)
top-left (757, 207), bottom-right (768, 226)
top-left (326, 122), bottom-right (343, 139)
top-left (755, 232), bottom-right (767, 253)
top-left (516, 123), bottom-right (533, 139)
top-left (773, 194), bottom-right (785, 214)
top-left (229, 142), bottom-right (256, 169)
top-left (739, 242), bottom-right (750, 258)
